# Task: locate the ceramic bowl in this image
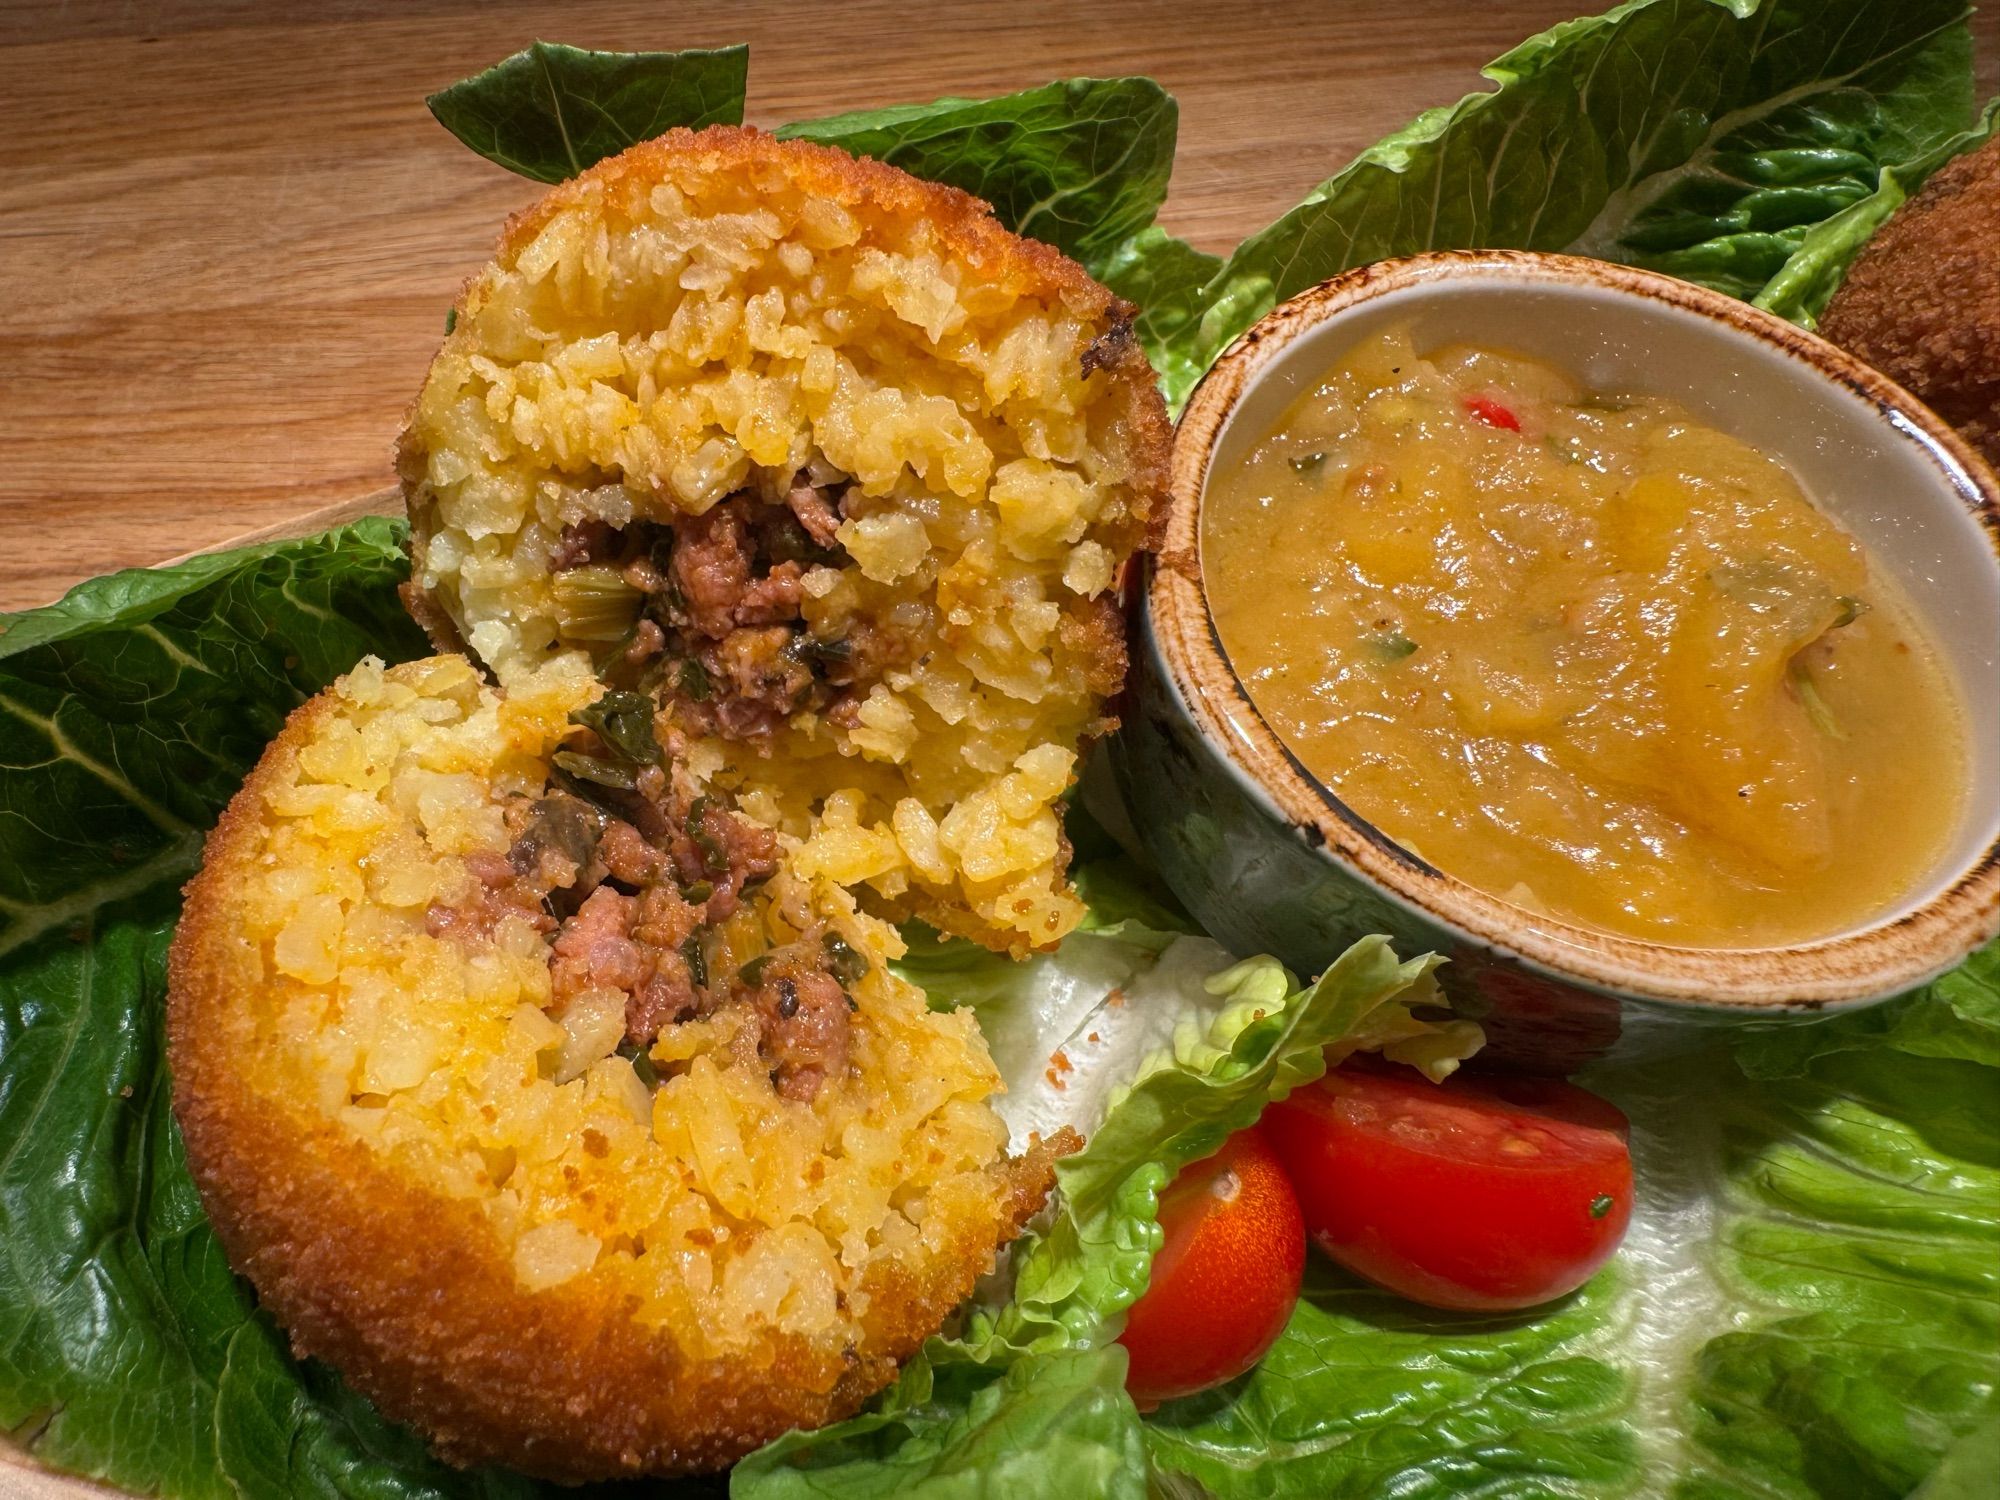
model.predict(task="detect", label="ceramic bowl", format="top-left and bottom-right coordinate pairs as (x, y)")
top-left (1112, 250), bottom-right (2000, 1064)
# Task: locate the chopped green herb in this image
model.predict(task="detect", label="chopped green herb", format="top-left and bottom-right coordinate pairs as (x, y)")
top-left (1790, 660), bottom-right (1846, 741)
top-left (764, 512), bottom-right (846, 568)
top-left (569, 690), bottom-right (661, 766)
top-left (551, 750), bottom-right (639, 790)
top-left (549, 565), bottom-right (643, 641)
top-left (1545, 434), bottom-right (1581, 465)
top-left (1288, 451), bottom-right (1328, 475)
top-left (678, 657), bottom-right (712, 702)
top-left (680, 879), bottom-right (713, 904)
top-left (1832, 594), bottom-right (1870, 628)
top-left (1574, 394), bottom-right (1633, 413)
top-left (824, 932), bottom-right (870, 985)
top-left (685, 796), bottom-right (725, 868)
top-left (680, 935), bottom-right (709, 990)
top-left (444, 306), bottom-right (458, 334)
top-left (796, 634), bottom-right (852, 667)
top-left (1710, 559), bottom-right (1810, 617)
top-left (617, 1041), bottom-right (661, 1090)
top-left (1589, 1193), bottom-right (1615, 1219)
top-left (739, 953), bottom-right (771, 987)
top-left (1365, 630), bottom-right (1419, 663)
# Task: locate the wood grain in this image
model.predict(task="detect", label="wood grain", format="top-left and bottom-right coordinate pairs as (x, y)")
top-left (20, 0), bottom-right (1952, 610)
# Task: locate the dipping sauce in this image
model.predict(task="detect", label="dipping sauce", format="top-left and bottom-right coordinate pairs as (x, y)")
top-left (1203, 326), bottom-right (1969, 947)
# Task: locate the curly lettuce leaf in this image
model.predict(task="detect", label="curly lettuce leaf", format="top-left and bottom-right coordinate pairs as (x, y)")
top-left (426, 43), bottom-right (749, 183)
top-left (974, 939), bottom-right (1475, 1360)
top-left (1153, 0), bottom-right (1980, 404)
top-left (1755, 96), bottom-right (2000, 327)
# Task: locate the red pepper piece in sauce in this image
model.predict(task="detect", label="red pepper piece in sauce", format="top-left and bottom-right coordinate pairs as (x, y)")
top-left (1462, 394), bottom-right (1521, 431)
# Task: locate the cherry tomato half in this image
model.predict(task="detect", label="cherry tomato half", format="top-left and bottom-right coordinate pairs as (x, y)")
top-left (1263, 1060), bottom-right (1631, 1311)
top-left (1118, 1128), bottom-right (1304, 1407)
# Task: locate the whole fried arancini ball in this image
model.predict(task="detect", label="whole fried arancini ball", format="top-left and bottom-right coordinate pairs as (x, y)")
top-left (398, 127), bottom-right (1170, 957)
top-left (1820, 133), bottom-right (2000, 470)
top-left (169, 654), bottom-right (1069, 1480)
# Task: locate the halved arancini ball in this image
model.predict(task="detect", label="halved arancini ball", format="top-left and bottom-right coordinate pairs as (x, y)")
top-left (398, 126), bottom-right (1170, 955)
top-left (168, 654), bottom-right (1067, 1480)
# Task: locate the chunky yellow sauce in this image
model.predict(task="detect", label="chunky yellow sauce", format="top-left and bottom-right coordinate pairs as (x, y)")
top-left (1203, 326), bottom-right (1968, 947)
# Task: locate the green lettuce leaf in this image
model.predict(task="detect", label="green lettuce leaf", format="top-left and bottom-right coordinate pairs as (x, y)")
top-left (1145, 1266), bottom-right (1639, 1497)
top-left (780, 78), bottom-right (1178, 274)
top-left (0, 518), bottom-right (424, 956)
top-left (762, 933), bottom-right (1480, 1497)
top-left (973, 939), bottom-right (1475, 1360)
top-left (1093, 226), bottom-right (1227, 407)
top-left (730, 1347), bottom-right (1145, 1500)
top-left (1660, 963), bottom-right (2000, 1499)
top-left (1152, 0), bottom-right (1980, 404)
top-left (1755, 96), bottom-right (2000, 327)
top-left (0, 526), bottom-right (565, 1500)
top-left (1140, 952), bottom-right (2000, 1499)
top-left (426, 43), bottom-right (749, 183)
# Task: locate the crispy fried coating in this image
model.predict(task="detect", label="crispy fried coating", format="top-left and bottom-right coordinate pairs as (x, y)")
top-left (170, 128), bottom-right (1156, 1481)
top-left (1820, 134), bottom-right (2000, 469)
top-left (169, 657), bottom-right (1070, 1480)
top-left (399, 127), bottom-right (1170, 955)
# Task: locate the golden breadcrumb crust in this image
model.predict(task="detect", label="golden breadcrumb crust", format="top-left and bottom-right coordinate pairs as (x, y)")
top-left (397, 126), bottom-right (1169, 956)
top-left (399, 124), bottom-right (1168, 636)
top-left (168, 685), bottom-right (1068, 1481)
top-left (477, 126), bottom-right (1168, 554)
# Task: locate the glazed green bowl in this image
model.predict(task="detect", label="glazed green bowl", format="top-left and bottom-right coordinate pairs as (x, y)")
top-left (1112, 250), bottom-right (2000, 1064)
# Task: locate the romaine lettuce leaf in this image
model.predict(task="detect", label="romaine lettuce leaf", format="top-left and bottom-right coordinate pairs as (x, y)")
top-left (1144, 1266), bottom-right (1640, 1498)
top-left (1151, 0), bottom-right (1982, 404)
top-left (426, 43), bottom-right (750, 183)
top-left (1755, 96), bottom-right (2000, 328)
top-left (978, 939), bottom-right (1476, 1362)
top-left (1140, 952), bottom-right (2000, 1499)
top-left (0, 525), bottom-right (557, 1500)
top-left (730, 1347), bottom-right (1145, 1500)
top-left (429, 46), bottom-right (1194, 307)
top-left (780, 78), bottom-right (1178, 275)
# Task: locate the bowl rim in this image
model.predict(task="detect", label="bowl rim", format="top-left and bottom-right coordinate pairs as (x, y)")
top-left (1151, 247), bottom-right (2000, 1009)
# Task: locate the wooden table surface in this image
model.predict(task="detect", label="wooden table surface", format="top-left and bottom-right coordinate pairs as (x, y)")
top-left (13, 0), bottom-right (1993, 612)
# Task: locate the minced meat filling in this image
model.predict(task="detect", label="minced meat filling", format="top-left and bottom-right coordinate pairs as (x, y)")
top-left (549, 472), bottom-right (914, 749)
top-left (425, 691), bottom-right (866, 1103)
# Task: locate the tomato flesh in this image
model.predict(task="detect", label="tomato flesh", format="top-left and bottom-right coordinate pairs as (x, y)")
top-left (1462, 393), bottom-right (1522, 430)
top-left (1263, 1060), bottom-right (1631, 1311)
top-left (1118, 1128), bottom-right (1304, 1407)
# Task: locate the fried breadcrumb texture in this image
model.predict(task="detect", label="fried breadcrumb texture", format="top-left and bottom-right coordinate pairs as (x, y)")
top-left (169, 655), bottom-right (1069, 1481)
top-left (400, 127), bottom-right (1169, 955)
top-left (1820, 133), bottom-right (2000, 470)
